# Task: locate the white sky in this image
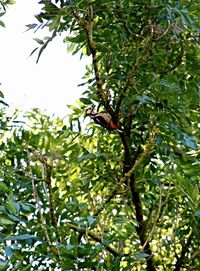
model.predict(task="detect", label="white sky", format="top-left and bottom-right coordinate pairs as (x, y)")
top-left (0, 0), bottom-right (89, 117)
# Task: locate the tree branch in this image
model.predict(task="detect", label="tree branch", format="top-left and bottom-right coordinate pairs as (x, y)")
top-left (93, 127), bottom-right (157, 217)
top-left (142, 184), bottom-right (171, 251)
top-left (115, 35), bottom-right (153, 117)
top-left (27, 149), bottom-right (60, 258)
top-left (67, 223), bottom-right (123, 258)
top-left (129, 174), bottom-right (156, 271)
top-left (72, 6), bottom-right (114, 117)
top-left (27, 149), bottom-right (52, 247)
top-left (31, 151), bottom-right (59, 240)
top-left (174, 232), bottom-right (193, 271)
top-left (125, 127), bottom-right (157, 271)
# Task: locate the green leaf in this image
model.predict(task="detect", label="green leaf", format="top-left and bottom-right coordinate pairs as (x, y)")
top-left (0, 13), bottom-right (6, 18)
top-left (0, 216), bottom-right (15, 225)
top-left (33, 38), bottom-right (44, 45)
top-left (42, 2), bottom-right (59, 13)
top-left (0, 20), bottom-right (5, 27)
top-left (0, 261), bottom-right (7, 271)
top-left (25, 23), bottom-right (38, 31)
top-left (5, 246), bottom-right (13, 257)
top-left (49, 16), bottom-right (60, 31)
top-left (21, 203), bottom-right (35, 213)
top-left (67, 42), bottom-right (75, 53)
top-left (135, 252), bottom-right (150, 259)
top-left (195, 210), bottom-right (200, 218)
top-left (79, 98), bottom-right (92, 105)
top-left (87, 215), bottom-right (95, 226)
top-left (22, 263), bottom-right (32, 271)
top-left (0, 90), bottom-right (4, 98)
top-left (66, 244), bottom-right (74, 250)
top-left (64, 35), bottom-right (85, 44)
top-left (61, 259), bottom-right (75, 269)
top-left (137, 94), bottom-right (155, 104)
top-left (5, 234), bottom-right (37, 241)
top-left (0, 182), bottom-right (9, 192)
top-left (7, 214), bottom-right (20, 222)
top-left (5, 200), bottom-right (17, 214)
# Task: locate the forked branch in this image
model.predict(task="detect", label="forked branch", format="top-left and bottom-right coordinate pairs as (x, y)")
top-left (93, 127), bottom-right (158, 217)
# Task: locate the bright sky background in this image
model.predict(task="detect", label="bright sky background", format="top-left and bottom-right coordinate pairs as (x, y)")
top-left (0, 0), bottom-right (89, 117)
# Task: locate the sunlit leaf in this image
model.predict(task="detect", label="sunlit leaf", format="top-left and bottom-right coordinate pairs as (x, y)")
top-left (0, 216), bottom-right (15, 225)
top-left (0, 182), bottom-right (9, 192)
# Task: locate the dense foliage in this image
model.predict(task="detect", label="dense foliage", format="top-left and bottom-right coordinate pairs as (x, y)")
top-left (0, 0), bottom-right (200, 270)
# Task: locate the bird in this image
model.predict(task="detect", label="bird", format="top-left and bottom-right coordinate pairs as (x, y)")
top-left (85, 107), bottom-right (122, 132)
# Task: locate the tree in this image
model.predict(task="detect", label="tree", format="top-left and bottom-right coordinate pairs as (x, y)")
top-left (0, 0), bottom-right (15, 27)
top-left (0, 0), bottom-right (200, 270)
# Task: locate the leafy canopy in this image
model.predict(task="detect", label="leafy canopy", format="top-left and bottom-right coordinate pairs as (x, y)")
top-left (0, 0), bottom-right (200, 271)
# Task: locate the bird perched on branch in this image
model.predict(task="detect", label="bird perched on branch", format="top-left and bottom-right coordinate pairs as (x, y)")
top-left (86, 107), bottom-right (122, 132)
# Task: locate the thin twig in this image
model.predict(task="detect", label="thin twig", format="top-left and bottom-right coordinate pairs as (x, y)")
top-left (67, 222), bottom-right (124, 258)
top-left (30, 150), bottom-right (60, 246)
top-left (26, 149), bottom-right (52, 247)
top-left (142, 184), bottom-right (172, 250)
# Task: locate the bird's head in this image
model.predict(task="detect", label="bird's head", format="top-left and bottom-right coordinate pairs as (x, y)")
top-left (85, 106), bottom-right (95, 116)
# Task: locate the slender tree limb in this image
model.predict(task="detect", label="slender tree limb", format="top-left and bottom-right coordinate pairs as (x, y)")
top-left (27, 149), bottom-right (60, 259)
top-left (174, 232), bottom-right (193, 271)
top-left (87, 0), bottom-right (93, 40)
top-left (154, 23), bottom-right (172, 40)
top-left (191, 247), bottom-right (200, 260)
top-left (123, 126), bottom-right (157, 271)
top-left (142, 184), bottom-right (171, 250)
top-left (115, 61), bottom-right (138, 117)
top-left (115, 35), bottom-right (153, 117)
top-left (72, 6), bottom-right (114, 117)
top-left (27, 149), bottom-right (52, 247)
top-left (124, 127), bottom-right (157, 179)
top-left (93, 127), bottom-right (157, 217)
top-left (44, 163), bottom-right (58, 229)
top-left (119, 132), bottom-right (131, 159)
top-left (67, 223), bottom-right (123, 258)
top-left (129, 175), bottom-right (156, 271)
top-left (30, 151), bottom-right (60, 242)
